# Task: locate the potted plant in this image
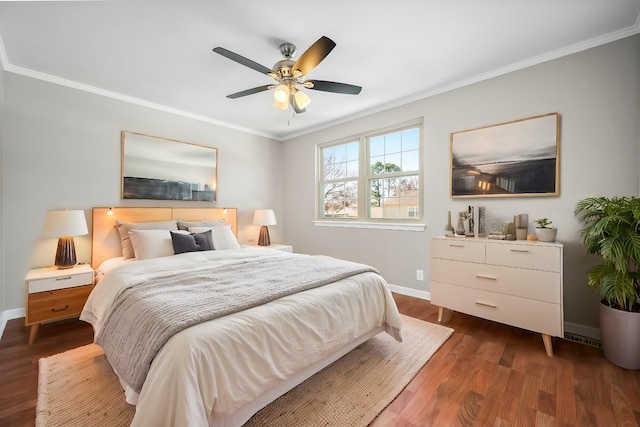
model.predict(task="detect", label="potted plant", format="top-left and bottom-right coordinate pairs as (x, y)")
top-left (575, 196), bottom-right (640, 370)
top-left (534, 218), bottom-right (557, 242)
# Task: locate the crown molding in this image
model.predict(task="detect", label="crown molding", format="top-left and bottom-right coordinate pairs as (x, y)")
top-left (281, 19), bottom-right (640, 141)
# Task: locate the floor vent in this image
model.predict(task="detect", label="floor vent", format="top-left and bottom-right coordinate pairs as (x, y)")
top-left (564, 332), bottom-right (602, 348)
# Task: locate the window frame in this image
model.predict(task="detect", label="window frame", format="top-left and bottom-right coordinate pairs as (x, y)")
top-left (316, 119), bottom-right (424, 230)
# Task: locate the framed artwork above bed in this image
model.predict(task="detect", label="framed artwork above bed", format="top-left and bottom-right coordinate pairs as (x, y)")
top-left (121, 131), bottom-right (218, 201)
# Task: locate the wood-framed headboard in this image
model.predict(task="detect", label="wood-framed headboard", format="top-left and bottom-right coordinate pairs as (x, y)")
top-left (91, 207), bottom-right (238, 269)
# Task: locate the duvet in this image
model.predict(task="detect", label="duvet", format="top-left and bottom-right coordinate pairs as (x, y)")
top-left (81, 247), bottom-right (403, 427)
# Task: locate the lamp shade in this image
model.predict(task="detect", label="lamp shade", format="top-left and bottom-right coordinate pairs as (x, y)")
top-left (43, 210), bottom-right (88, 238)
top-left (253, 209), bottom-right (277, 226)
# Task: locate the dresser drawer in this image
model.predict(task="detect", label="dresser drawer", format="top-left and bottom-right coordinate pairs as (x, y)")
top-left (486, 242), bottom-right (561, 272)
top-left (431, 238), bottom-right (485, 263)
top-left (26, 284), bottom-right (93, 324)
top-left (431, 281), bottom-right (562, 336)
top-left (28, 271), bottom-right (93, 293)
top-left (431, 258), bottom-right (561, 303)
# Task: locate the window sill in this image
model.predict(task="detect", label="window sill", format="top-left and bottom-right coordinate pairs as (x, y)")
top-left (313, 220), bottom-right (425, 232)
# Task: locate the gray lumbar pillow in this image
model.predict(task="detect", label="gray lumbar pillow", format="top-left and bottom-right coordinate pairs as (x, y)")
top-left (170, 230), bottom-right (214, 254)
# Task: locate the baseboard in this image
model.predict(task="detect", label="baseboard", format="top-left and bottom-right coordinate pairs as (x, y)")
top-left (563, 321), bottom-right (601, 347)
top-left (387, 284), bottom-right (431, 301)
top-left (0, 308), bottom-right (26, 340)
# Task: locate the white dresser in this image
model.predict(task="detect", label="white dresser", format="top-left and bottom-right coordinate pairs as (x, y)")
top-left (430, 236), bottom-right (563, 356)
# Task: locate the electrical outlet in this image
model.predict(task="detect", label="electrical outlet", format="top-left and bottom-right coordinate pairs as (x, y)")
top-left (416, 269), bottom-right (424, 281)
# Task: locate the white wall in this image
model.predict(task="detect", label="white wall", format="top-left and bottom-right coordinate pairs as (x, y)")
top-left (0, 65), bottom-right (5, 316)
top-left (1, 72), bottom-right (283, 311)
top-left (282, 35), bottom-right (640, 330)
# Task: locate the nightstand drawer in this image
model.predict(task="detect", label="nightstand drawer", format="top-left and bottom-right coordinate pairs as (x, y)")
top-left (27, 285), bottom-right (93, 324)
top-left (431, 238), bottom-right (485, 263)
top-left (28, 271), bottom-right (93, 293)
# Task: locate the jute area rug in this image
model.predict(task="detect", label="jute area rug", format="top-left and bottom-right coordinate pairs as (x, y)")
top-left (37, 315), bottom-right (453, 427)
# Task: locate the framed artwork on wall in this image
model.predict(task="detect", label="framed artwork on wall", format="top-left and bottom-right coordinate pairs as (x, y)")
top-left (450, 113), bottom-right (560, 198)
top-left (121, 131), bottom-right (218, 201)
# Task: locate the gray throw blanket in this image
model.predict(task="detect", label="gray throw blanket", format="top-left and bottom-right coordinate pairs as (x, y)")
top-left (95, 254), bottom-right (379, 393)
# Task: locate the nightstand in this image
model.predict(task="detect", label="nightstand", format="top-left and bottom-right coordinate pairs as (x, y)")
top-left (25, 264), bottom-right (94, 344)
top-left (250, 244), bottom-right (293, 253)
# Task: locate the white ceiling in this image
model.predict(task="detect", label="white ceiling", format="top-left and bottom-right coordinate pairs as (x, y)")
top-left (1, 1), bottom-right (639, 140)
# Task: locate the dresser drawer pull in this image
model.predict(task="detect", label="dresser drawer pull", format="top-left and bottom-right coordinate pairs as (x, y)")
top-left (475, 301), bottom-right (497, 308)
top-left (449, 244), bottom-right (465, 248)
top-left (476, 274), bottom-right (497, 281)
top-left (51, 305), bottom-right (69, 312)
top-left (510, 249), bottom-right (530, 253)
top-left (55, 276), bottom-right (72, 281)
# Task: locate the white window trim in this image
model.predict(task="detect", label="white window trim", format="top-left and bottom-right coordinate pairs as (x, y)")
top-left (316, 118), bottom-right (424, 228)
top-left (313, 220), bottom-right (425, 232)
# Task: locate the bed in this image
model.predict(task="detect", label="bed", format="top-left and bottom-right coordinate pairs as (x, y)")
top-left (81, 207), bottom-right (403, 427)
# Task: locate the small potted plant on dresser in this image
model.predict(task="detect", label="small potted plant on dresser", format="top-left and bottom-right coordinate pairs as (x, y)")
top-left (534, 218), bottom-right (557, 242)
top-left (575, 196), bottom-right (640, 370)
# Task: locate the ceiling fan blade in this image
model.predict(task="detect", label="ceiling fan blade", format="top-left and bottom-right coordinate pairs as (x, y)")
top-left (306, 80), bottom-right (362, 95)
top-left (292, 36), bottom-right (336, 76)
top-left (213, 47), bottom-right (272, 75)
top-left (227, 85), bottom-right (271, 99)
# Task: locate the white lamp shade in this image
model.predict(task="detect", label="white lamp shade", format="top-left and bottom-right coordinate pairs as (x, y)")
top-left (273, 84), bottom-right (289, 102)
top-left (43, 210), bottom-right (88, 238)
top-left (273, 99), bottom-right (289, 110)
top-left (253, 209), bottom-right (277, 226)
top-left (294, 90), bottom-right (311, 109)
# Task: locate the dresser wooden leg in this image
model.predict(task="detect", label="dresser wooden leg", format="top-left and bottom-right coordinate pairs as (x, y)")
top-left (437, 307), bottom-right (452, 324)
top-left (28, 324), bottom-right (39, 345)
top-left (542, 334), bottom-right (553, 357)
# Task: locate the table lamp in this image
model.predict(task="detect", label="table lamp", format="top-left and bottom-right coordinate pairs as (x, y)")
top-left (43, 209), bottom-right (88, 269)
top-left (253, 209), bottom-right (277, 246)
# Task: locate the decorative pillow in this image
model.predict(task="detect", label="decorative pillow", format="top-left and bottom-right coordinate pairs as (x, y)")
top-left (176, 218), bottom-right (225, 231)
top-left (170, 230), bottom-right (214, 254)
top-left (189, 225), bottom-right (241, 250)
top-left (128, 229), bottom-right (188, 260)
top-left (116, 220), bottom-right (178, 259)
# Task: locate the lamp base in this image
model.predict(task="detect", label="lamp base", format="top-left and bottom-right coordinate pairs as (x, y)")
top-left (55, 236), bottom-right (77, 269)
top-left (258, 226), bottom-right (271, 246)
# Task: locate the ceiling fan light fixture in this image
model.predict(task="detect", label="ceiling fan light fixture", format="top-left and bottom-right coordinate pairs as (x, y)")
top-left (273, 83), bottom-right (289, 102)
top-left (294, 89), bottom-right (311, 109)
top-left (273, 99), bottom-right (289, 110)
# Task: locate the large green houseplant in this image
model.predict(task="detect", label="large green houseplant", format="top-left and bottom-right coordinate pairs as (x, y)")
top-left (575, 196), bottom-right (640, 369)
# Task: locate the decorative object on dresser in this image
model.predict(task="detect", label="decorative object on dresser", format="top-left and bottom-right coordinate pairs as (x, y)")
top-left (534, 217), bottom-right (557, 242)
top-left (513, 213), bottom-right (528, 240)
top-left (42, 209), bottom-right (88, 269)
top-left (575, 196), bottom-right (640, 370)
top-left (25, 264), bottom-right (94, 344)
top-left (450, 112), bottom-right (560, 198)
top-left (430, 236), bottom-right (563, 356)
top-left (253, 209), bottom-right (277, 246)
top-left (121, 131), bottom-right (218, 201)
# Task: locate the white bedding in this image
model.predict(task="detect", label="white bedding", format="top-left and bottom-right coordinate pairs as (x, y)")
top-left (81, 248), bottom-right (403, 427)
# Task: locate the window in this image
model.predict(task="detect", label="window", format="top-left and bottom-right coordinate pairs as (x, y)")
top-left (318, 121), bottom-right (423, 226)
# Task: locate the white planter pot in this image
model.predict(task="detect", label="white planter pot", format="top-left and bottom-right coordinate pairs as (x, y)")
top-left (600, 302), bottom-right (640, 370)
top-left (535, 227), bottom-right (557, 242)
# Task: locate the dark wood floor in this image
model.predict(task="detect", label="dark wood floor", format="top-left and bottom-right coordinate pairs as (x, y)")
top-left (1, 294), bottom-right (639, 426)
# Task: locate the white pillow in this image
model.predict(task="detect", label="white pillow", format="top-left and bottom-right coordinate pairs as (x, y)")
top-left (189, 225), bottom-right (241, 250)
top-left (128, 229), bottom-right (188, 260)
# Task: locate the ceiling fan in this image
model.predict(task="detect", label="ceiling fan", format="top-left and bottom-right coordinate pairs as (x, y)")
top-left (213, 36), bottom-right (362, 113)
